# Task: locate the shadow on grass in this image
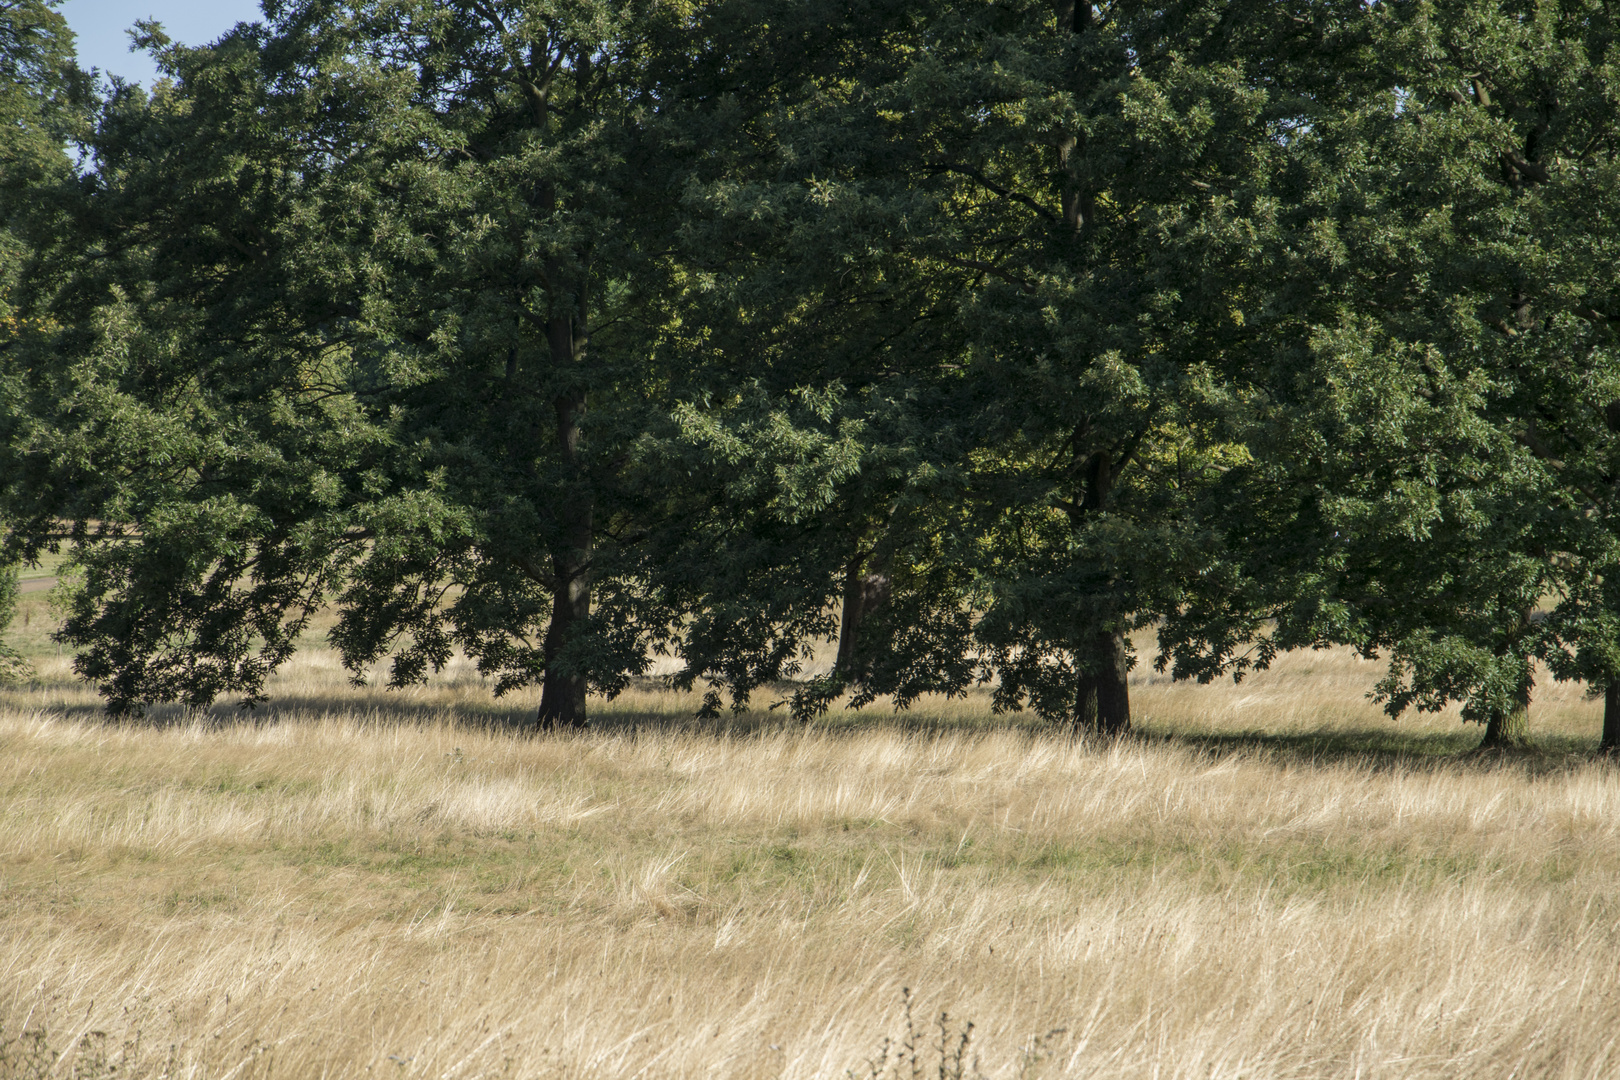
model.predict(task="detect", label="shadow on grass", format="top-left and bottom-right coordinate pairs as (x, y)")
top-left (1136, 724), bottom-right (1603, 775)
top-left (594, 704), bottom-right (1609, 777)
top-left (2, 674), bottom-right (1608, 774)
top-left (0, 689), bottom-right (541, 732)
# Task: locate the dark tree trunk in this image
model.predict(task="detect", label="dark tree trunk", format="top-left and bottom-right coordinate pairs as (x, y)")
top-left (537, 386), bottom-right (592, 731)
top-left (1075, 629), bottom-right (1130, 736)
top-left (537, 283), bottom-right (592, 731)
top-left (1603, 682), bottom-right (1620, 753)
top-left (835, 554), bottom-right (865, 678)
top-left (1066, 445), bottom-right (1130, 736)
top-left (1053, 0), bottom-right (1093, 232)
top-left (834, 551), bottom-right (890, 683)
top-left (537, 595), bottom-right (589, 728)
top-left (1479, 683), bottom-right (1531, 750)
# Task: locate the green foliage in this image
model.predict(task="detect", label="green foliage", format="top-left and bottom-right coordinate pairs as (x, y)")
top-left (655, 0), bottom-right (1337, 729)
top-left (0, 0), bottom-right (85, 217)
top-left (1155, 0), bottom-right (1620, 734)
top-left (0, 561), bottom-right (28, 683)
top-left (8, 0), bottom-right (710, 715)
top-left (5, 0), bottom-right (1620, 741)
top-left (1, 0), bottom-right (86, 343)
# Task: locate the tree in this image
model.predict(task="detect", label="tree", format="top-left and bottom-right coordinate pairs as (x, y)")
top-left (2, 0), bottom-right (83, 375)
top-left (631, 0), bottom-right (987, 722)
top-left (828, 0), bottom-right (1347, 734)
top-left (21, 0), bottom-right (1615, 752)
top-left (591, 0), bottom-right (1397, 735)
top-left (1157, 0), bottom-right (1620, 750)
top-left (0, 0), bottom-right (82, 675)
top-left (5, 0), bottom-right (722, 722)
top-left (7, 0), bottom-right (1004, 725)
top-left (0, 0), bottom-right (82, 247)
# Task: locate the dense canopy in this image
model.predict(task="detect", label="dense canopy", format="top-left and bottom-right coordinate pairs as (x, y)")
top-left (3, 0), bottom-right (1619, 749)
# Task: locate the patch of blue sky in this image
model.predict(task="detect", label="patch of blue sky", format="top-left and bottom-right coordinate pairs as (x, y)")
top-left (60, 0), bottom-right (266, 86)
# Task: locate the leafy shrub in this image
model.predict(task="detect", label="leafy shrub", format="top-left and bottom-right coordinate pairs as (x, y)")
top-left (0, 563), bottom-right (31, 685)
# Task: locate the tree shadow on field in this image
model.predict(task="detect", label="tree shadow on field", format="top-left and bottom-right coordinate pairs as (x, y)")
top-left (1142, 725), bottom-right (1603, 776)
top-left (590, 682), bottom-right (1074, 741)
top-left (7, 673), bottom-right (1608, 778)
top-left (3, 691), bottom-right (544, 733)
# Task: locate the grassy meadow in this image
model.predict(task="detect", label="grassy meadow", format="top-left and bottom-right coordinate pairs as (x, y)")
top-left (3, 586), bottom-right (1620, 1079)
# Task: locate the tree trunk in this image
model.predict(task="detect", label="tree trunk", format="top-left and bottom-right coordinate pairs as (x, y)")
top-left (1053, 0), bottom-right (1093, 232)
top-left (537, 278), bottom-right (592, 731)
top-left (537, 582), bottom-right (589, 728)
top-left (834, 551), bottom-right (890, 685)
top-left (1479, 684), bottom-right (1531, 750)
top-left (1065, 446), bottom-right (1130, 736)
top-left (1075, 629), bottom-right (1130, 736)
top-left (537, 385), bottom-right (592, 731)
top-left (1603, 682), bottom-right (1620, 753)
top-left (835, 554), bottom-right (865, 679)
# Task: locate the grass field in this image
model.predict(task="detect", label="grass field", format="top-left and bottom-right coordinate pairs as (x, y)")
top-left (3, 588), bottom-right (1619, 1079)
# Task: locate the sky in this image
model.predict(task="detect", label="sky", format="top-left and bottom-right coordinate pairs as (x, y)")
top-left (60, 0), bottom-right (266, 86)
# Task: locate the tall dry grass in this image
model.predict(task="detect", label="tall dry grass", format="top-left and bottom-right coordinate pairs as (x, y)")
top-left (2, 639), bottom-right (1618, 1078)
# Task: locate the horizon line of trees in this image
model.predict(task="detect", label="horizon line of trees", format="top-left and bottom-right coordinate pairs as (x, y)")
top-left (3, 0), bottom-right (1619, 749)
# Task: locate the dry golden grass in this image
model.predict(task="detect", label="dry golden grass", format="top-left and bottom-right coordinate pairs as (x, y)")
top-left (2, 626), bottom-right (1619, 1079)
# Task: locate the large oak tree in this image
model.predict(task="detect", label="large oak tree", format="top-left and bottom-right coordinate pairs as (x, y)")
top-left (1161, 0), bottom-right (1620, 749)
top-left (7, 0), bottom-right (722, 721)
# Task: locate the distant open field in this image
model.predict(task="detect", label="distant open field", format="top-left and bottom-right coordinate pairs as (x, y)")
top-left (3, 589), bottom-right (1619, 1079)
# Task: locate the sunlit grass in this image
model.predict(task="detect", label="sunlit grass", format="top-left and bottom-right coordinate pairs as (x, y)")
top-left (1, 610), bottom-right (1617, 1078)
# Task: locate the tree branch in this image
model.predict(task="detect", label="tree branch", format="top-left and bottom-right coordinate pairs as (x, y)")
top-left (513, 554), bottom-right (561, 593)
top-left (939, 255), bottom-right (1036, 294)
top-left (926, 163), bottom-right (1059, 225)
top-left (1501, 150), bottom-right (1549, 184)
